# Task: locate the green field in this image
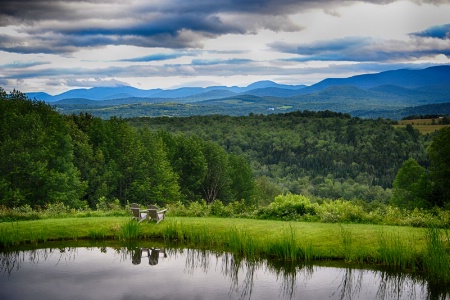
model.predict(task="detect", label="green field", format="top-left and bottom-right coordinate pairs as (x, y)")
top-left (394, 119), bottom-right (450, 134)
top-left (0, 217), bottom-right (431, 262)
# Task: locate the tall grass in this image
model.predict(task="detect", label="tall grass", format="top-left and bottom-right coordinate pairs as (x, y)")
top-left (161, 220), bottom-right (184, 242)
top-left (423, 227), bottom-right (450, 283)
top-left (339, 225), bottom-right (353, 262)
top-left (119, 219), bottom-right (140, 240)
top-left (227, 226), bottom-right (257, 259)
top-left (377, 230), bottom-right (418, 271)
top-left (268, 224), bottom-right (300, 262)
top-left (0, 222), bottom-right (21, 248)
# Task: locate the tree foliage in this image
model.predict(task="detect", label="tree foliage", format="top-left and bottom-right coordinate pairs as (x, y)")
top-left (390, 158), bottom-right (430, 209)
top-left (128, 111), bottom-right (429, 203)
top-left (427, 127), bottom-right (450, 207)
top-left (0, 88), bottom-right (84, 208)
top-left (0, 89), bottom-right (255, 208)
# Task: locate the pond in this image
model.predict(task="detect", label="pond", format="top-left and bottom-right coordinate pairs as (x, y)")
top-left (1, 242), bottom-right (448, 300)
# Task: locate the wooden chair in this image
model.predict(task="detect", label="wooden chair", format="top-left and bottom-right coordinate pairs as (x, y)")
top-left (147, 204), bottom-right (167, 224)
top-left (130, 203), bottom-right (147, 223)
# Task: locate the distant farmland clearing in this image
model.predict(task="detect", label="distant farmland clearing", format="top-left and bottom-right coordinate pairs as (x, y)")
top-left (393, 118), bottom-right (450, 134)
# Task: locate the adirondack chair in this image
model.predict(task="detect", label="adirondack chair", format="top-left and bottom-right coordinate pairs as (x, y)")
top-left (147, 204), bottom-right (167, 224)
top-left (130, 203), bottom-right (147, 223)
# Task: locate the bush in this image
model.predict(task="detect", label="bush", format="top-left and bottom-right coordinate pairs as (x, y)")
top-left (316, 199), bottom-right (366, 223)
top-left (257, 194), bottom-right (316, 221)
top-left (187, 200), bottom-right (209, 217)
top-left (210, 200), bottom-right (229, 217)
top-left (96, 197), bottom-right (121, 211)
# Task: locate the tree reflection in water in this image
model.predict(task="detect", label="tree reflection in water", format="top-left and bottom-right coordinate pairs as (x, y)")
top-left (1, 246), bottom-right (449, 300)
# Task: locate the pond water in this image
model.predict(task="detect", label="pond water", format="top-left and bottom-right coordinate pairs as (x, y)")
top-left (1, 243), bottom-right (448, 300)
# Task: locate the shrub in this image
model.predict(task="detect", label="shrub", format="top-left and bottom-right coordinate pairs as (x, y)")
top-left (96, 197), bottom-right (121, 211)
top-left (210, 200), bottom-right (229, 217)
top-left (257, 194), bottom-right (316, 221)
top-left (187, 200), bottom-right (209, 217)
top-left (316, 199), bottom-right (366, 223)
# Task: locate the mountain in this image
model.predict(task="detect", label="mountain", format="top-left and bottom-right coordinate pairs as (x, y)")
top-left (24, 65), bottom-right (450, 119)
top-left (26, 80), bottom-right (308, 102)
top-left (27, 65), bottom-right (450, 103)
top-left (49, 86), bottom-right (163, 102)
top-left (241, 87), bottom-right (306, 97)
top-left (27, 92), bottom-right (53, 102)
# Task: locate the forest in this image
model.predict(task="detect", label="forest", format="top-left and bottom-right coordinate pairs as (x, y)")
top-left (1, 88), bottom-right (449, 211)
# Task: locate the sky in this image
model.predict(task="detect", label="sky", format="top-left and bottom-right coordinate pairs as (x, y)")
top-left (1, 0), bottom-right (450, 95)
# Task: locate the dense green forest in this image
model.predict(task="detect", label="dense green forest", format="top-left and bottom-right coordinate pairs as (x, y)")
top-left (128, 112), bottom-right (432, 204)
top-left (1, 88), bottom-right (449, 210)
top-left (0, 89), bottom-right (254, 208)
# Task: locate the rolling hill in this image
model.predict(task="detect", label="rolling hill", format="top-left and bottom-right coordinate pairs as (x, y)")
top-left (26, 65), bottom-right (450, 119)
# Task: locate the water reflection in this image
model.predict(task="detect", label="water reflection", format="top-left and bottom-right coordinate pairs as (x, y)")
top-left (130, 247), bottom-right (167, 265)
top-left (0, 244), bottom-right (449, 300)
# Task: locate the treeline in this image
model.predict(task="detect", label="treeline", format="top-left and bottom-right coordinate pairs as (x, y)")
top-left (128, 111), bottom-right (431, 204)
top-left (0, 89), bottom-right (254, 208)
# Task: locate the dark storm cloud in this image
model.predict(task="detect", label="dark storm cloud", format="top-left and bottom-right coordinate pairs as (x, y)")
top-left (3, 0), bottom-right (444, 54)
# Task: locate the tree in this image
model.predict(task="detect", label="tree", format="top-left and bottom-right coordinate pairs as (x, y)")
top-left (228, 154), bottom-right (255, 205)
top-left (0, 89), bottom-right (84, 208)
top-left (158, 132), bottom-right (207, 203)
top-left (132, 129), bottom-right (180, 206)
top-left (427, 127), bottom-right (450, 207)
top-left (199, 141), bottom-right (231, 204)
top-left (390, 158), bottom-right (430, 209)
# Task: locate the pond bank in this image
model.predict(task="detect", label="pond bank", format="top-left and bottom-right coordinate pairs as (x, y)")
top-left (1, 217), bottom-right (448, 284)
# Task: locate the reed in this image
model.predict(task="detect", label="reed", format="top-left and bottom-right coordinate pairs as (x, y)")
top-left (339, 225), bottom-right (353, 262)
top-left (302, 241), bottom-right (314, 262)
top-left (161, 220), bottom-right (184, 242)
top-left (267, 224), bottom-right (303, 262)
top-left (226, 226), bottom-right (258, 258)
top-left (184, 224), bottom-right (216, 248)
top-left (118, 219), bottom-right (140, 240)
top-left (0, 222), bottom-right (21, 248)
top-left (423, 227), bottom-right (450, 283)
top-left (377, 230), bottom-right (418, 271)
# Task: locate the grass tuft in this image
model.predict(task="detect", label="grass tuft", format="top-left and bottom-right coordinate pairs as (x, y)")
top-left (424, 227), bottom-right (450, 283)
top-left (119, 219), bottom-right (140, 240)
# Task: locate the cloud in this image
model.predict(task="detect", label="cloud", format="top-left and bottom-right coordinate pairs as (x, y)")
top-left (270, 36), bottom-right (450, 62)
top-left (0, 0), bottom-right (307, 54)
top-left (411, 23), bottom-right (450, 39)
top-left (118, 53), bottom-right (190, 62)
top-left (65, 78), bottom-right (130, 87)
top-left (191, 58), bottom-right (254, 65)
top-left (1, 0), bottom-right (449, 55)
top-left (1, 60), bottom-right (50, 69)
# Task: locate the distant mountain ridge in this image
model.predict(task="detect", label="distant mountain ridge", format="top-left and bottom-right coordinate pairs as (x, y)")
top-left (26, 65), bottom-right (450, 103)
top-left (24, 65), bottom-right (450, 120)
